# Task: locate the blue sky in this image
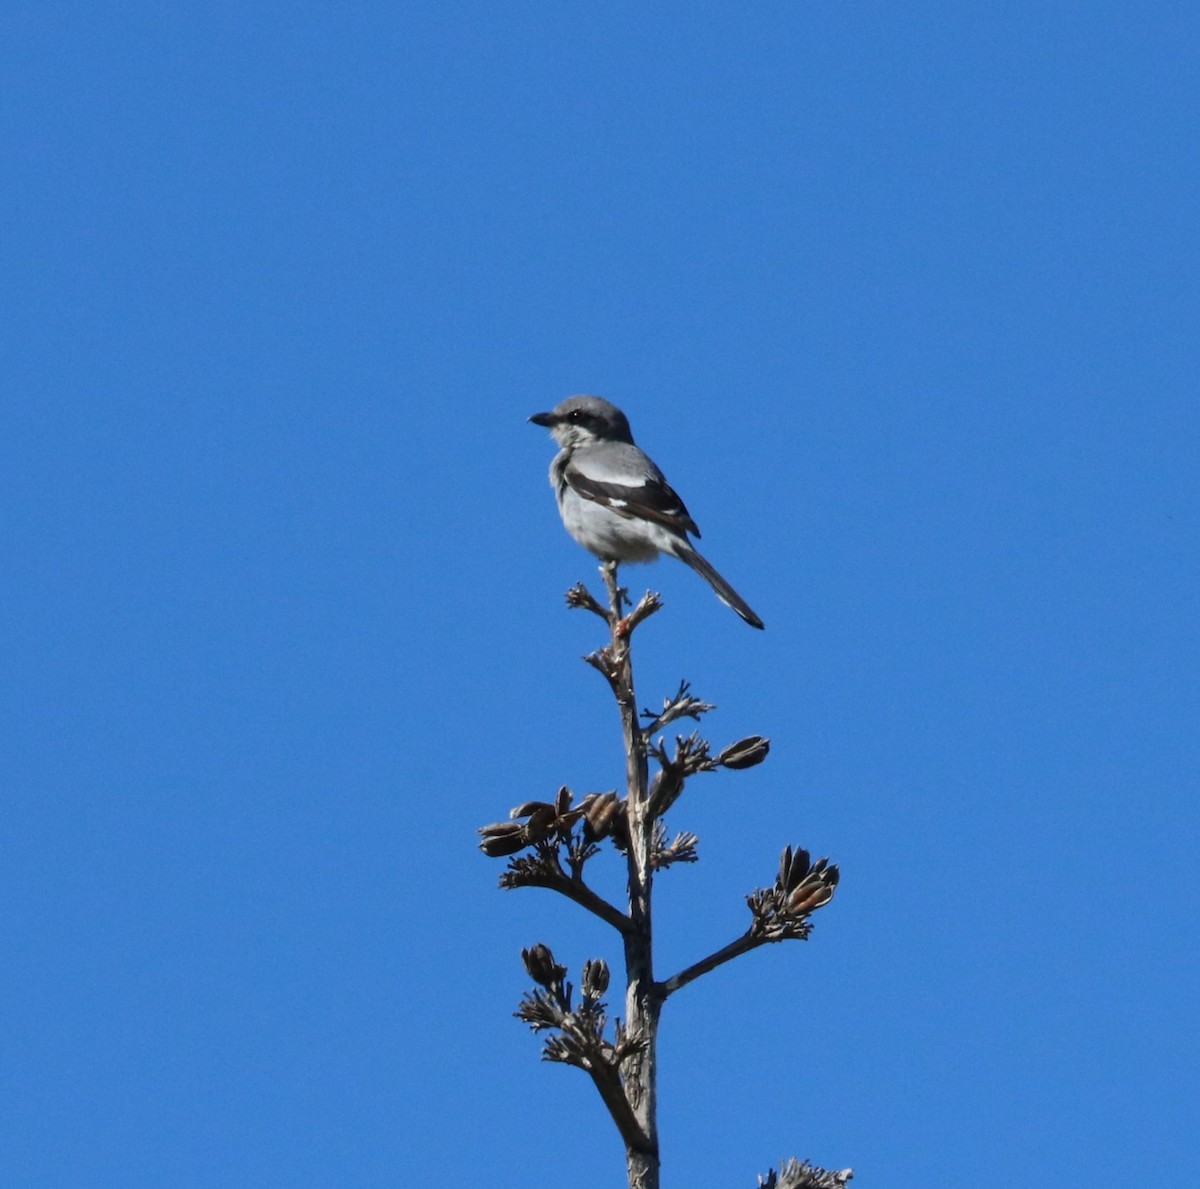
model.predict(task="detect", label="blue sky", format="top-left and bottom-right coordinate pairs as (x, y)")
top-left (3, 2), bottom-right (1197, 1185)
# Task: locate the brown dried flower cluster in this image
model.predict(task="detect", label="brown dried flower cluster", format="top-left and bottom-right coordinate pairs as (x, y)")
top-left (478, 786), bottom-right (628, 858)
top-left (759, 1158), bottom-right (854, 1189)
top-left (747, 846), bottom-right (840, 941)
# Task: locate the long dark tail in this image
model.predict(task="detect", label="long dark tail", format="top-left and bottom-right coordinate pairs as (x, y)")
top-left (674, 542), bottom-right (765, 630)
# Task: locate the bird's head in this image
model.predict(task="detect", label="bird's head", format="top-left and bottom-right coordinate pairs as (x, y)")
top-left (529, 395), bottom-right (635, 450)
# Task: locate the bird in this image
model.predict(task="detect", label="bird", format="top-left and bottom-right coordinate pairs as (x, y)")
top-left (529, 395), bottom-right (764, 629)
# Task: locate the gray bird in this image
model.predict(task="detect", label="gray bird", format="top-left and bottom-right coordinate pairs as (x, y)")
top-left (529, 395), bottom-right (764, 629)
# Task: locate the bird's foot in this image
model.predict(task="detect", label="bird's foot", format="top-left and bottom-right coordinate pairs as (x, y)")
top-left (598, 560), bottom-right (630, 616)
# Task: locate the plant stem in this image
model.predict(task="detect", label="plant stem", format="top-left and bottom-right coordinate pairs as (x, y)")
top-left (601, 562), bottom-right (661, 1189)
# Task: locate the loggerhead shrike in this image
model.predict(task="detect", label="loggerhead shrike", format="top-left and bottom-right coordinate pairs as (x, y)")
top-left (529, 395), bottom-right (764, 629)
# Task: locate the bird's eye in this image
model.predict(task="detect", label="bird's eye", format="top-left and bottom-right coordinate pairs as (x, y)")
top-left (567, 410), bottom-right (582, 421)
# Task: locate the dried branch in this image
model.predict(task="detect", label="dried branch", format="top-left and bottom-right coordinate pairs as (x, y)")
top-left (501, 843), bottom-right (633, 935)
top-left (565, 582), bottom-right (608, 620)
top-left (645, 731), bottom-right (715, 818)
top-left (643, 732), bottom-right (771, 821)
top-left (759, 1158), bottom-right (854, 1188)
top-left (649, 822), bottom-right (699, 871)
top-left (656, 846), bottom-right (840, 999)
top-left (621, 589), bottom-right (663, 637)
top-left (479, 790), bottom-right (633, 935)
top-left (640, 679), bottom-right (716, 737)
top-left (515, 944), bottom-right (650, 1154)
top-left (599, 560), bottom-right (629, 619)
top-left (655, 930), bottom-right (763, 999)
top-left (584, 643), bottom-right (620, 685)
top-left (495, 557), bottom-right (848, 1185)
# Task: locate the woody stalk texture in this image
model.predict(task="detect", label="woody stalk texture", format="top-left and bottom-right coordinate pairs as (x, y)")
top-left (478, 564), bottom-right (849, 1189)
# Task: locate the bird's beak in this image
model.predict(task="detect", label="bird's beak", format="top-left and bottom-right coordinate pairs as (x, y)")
top-left (528, 412), bottom-right (556, 427)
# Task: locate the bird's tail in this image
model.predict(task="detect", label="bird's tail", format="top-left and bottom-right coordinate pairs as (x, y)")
top-left (673, 541), bottom-right (765, 630)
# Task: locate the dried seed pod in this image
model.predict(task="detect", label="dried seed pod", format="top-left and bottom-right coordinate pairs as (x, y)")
top-left (780, 844), bottom-right (820, 893)
top-left (581, 958), bottom-right (610, 998)
top-left (522, 805), bottom-right (558, 844)
top-left (717, 735), bottom-right (770, 769)
top-left (477, 822), bottom-right (527, 857)
top-left (785, 860), bottom-right (839, 914)
top-left (581, 792), bottom-right (623, 839)
top-left (521, 943), bottom-right (564, 989)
